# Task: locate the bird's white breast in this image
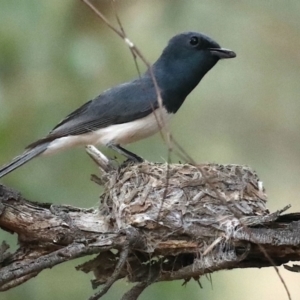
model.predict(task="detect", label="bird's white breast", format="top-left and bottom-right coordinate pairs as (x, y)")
top-left (44, 107), bottom-right (171, 156)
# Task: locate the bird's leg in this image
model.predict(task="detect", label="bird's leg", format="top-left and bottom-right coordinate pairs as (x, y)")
top-left (107, 144), bottom-right (144, 163)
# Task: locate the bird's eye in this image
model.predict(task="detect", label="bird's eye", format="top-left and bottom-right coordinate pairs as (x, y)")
top-left (189, 36), bottom-right (200, 46)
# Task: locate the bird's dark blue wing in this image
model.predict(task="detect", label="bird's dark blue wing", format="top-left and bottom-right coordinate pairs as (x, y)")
top-left (26, 77), bottom-right (158, 148)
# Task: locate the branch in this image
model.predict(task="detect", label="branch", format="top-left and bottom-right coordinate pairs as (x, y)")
top-left (1, 147), bottom-right (300, 299)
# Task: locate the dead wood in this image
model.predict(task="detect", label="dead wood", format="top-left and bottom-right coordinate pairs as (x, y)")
top-left (0, 147), bottom-right (300, 299)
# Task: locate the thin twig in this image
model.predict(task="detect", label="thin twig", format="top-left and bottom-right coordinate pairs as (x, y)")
top-left (120, 282), bottom-right (151, 300)
top-left (89, 242), bottom-right (130, 300)
top-left (111, 1), bottom-right (142, 78)
top-left (81, 0), bottom-right (173, 156)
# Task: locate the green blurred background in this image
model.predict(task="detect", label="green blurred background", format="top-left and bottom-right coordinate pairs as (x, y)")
top-left (1, 0), bottom-right (300, 299)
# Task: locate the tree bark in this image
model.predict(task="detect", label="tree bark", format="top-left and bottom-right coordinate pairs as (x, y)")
top-left (0, 147), bottom-right (299, 299)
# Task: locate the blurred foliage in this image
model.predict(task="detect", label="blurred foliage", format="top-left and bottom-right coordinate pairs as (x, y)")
top-left (1, 0), bottom-right (300, 299)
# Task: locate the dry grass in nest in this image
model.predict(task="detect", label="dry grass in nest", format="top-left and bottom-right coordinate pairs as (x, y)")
top-left (98, 162), bottom-right (268, 255)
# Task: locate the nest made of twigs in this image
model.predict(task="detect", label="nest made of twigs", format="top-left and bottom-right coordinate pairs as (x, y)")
top-left (98, 162), bottom-right (267, 254)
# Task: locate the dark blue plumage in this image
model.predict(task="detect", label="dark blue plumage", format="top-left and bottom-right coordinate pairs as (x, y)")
top-left (0, 31), bottom-right (236, 178)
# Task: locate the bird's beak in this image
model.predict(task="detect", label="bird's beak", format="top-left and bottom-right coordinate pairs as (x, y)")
top-left (209, 48), bottom-right (236, 59)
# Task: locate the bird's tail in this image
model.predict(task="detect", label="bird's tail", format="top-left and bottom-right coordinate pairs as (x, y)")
top-left (0, 142), bottom-right (50, 179)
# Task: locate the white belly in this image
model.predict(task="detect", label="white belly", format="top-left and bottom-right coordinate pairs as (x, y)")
top-left (43, 108), bottom-right (171, 156)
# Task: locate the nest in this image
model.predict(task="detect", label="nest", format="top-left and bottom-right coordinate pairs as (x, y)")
top-left (98, 162), bottom-right (268, 255)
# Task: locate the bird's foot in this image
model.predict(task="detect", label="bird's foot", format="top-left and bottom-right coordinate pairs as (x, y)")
top-left (108, 144), bottom-right (144, 164)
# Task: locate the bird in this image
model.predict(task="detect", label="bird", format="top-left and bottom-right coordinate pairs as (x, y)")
top-left (0, 31), bottom-right (236, 178)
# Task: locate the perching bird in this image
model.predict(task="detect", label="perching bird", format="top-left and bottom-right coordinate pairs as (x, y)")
top-left (0, 32), bottom-right (236, 178)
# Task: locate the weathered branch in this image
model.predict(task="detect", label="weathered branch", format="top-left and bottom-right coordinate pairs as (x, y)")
top-left (1, 147), bottom-right (300, 299)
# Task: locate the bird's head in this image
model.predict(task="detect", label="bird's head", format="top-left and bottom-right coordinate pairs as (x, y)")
top-left (159, 31), bottom-right (236, 74)
top-left (151, 32), bottom-right (236, 112)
